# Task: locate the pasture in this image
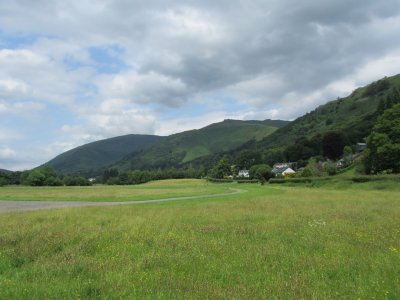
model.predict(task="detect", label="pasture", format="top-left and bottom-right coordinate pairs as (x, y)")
top-left (0, 179), bottom-right (231, 202)
top-left (0, 180), bottom-right (399, 299)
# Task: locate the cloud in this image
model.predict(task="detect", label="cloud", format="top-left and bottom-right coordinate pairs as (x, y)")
top-left (0, 100), bottom-right (46, 117)
top-left (96, 71), bottom-right (189, 107)
top-left (1, 0), bottom-right (400, 169)
top-left (62, 102), bottom-right (157, 143)
top-left (0, 127), bottom-right (22, 141)
top-left (0, 145), bottom-right (16, 159)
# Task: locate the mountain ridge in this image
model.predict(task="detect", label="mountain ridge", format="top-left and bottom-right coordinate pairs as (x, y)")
top-left (0, 169), bottom-right (12, 175)
top-left (45, 134), bottom-right (164, 176)
top-left (44, 119), bottom-right (288, 175)
top-left (111, 119), bottom-right (288, 171)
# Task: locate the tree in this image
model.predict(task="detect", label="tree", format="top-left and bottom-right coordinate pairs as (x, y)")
top-left (322, 132), bottom-right (345, 159)
top-left (0, 172), bottom-right (10, 186)
top-left (235, 150), bottom-right (262, 170)
top-left (301, 168), bottom-right (313, 177)
top-left (303, 157), bottom-right (323, 177)
top-left (63, 176), bottom-right (91, 186)
top-left (365, 104), bottom-right (400, 173)
top-left (209, 156), bottom-right (231, 179)
top-left (343, 145), bottom-right (353, 165)
top-left (249, 164), bottom-right (273, 182)
top-left (264, 149), bottom-right (284, 166)
top-left (25, 170), bottom-right (46, 186)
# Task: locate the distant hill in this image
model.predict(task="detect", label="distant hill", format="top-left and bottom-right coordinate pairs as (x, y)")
top-left (0, 169), bottom-right (12, 175)
top-left (111, 119), bottom-right (287, 170)
top-left (45, 134), bottom-right (164, 176)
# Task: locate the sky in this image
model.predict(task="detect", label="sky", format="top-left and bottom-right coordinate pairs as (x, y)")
top-left (1, 0), bottom-right (400, 171)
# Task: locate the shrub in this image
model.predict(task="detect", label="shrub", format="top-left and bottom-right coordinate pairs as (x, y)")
top-left (206, 178), bottom-right (234, 183)
top-left (268, 178), bottom-right (286, 184)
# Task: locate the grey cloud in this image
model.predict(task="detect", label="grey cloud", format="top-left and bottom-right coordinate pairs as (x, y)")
top-left (1, 0), bottom-right (400, 113)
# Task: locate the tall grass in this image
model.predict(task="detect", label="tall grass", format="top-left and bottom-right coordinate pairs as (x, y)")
top-left (0, 181), bottom-right (399, 299)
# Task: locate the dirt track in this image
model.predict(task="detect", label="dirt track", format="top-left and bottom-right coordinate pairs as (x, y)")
top-left (0, 188), bottom-right (245, 213)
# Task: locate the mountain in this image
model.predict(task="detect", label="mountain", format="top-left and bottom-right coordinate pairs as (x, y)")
top-left (203, 74), bottom-right (400, 168)
top-left (45, 134), bottom-right (164, 176)
top-left (0, 169), bottom-right (12, 175)
top-left (187, 74), bottom-right (400, 168)
top-left (111, 119), bottom-right (288, 170)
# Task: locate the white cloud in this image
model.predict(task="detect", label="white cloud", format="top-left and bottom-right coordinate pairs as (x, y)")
top-left (0, 47), bottom-right (95, 106)
top-left (62, 105), bottom-right (157, 144)
top-left (0, 145), bottom-right (16, 159)
top-left (229, 74), bottom-right (285, 106)
top-left (0, 127), bottom-right (22, 141)
top-left (0, 100), bottom-right (46, 117)
top-left (96, 71), bottom-right (189, 107)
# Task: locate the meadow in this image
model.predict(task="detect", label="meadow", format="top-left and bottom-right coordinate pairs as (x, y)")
top-left (0, 179), bottom-right (399, 299)
top-left (0, 179), bottom-right (232, 202)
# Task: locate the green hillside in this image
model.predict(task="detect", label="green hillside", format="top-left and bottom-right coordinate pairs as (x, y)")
top-left (45, 135), bottom-right (163, 176)
top-left (0, 169), bottom-right (12, 175)
top-left (187, 74), bottom-right (400, 169)
top-left (259, 74), bottom-right (400, 151)
top-left (113, 119), bottom-right (287, 170)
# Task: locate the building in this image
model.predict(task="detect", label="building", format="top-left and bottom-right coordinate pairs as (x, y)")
top-left (272, 163), bottom-right (296, 177)
top-left (238, 169), bottom-right (250, 178)
top-left (357, 143), bottom-right (367, 152)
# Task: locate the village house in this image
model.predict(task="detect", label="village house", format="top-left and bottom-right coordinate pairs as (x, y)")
top-left (238, 169), bottom-right (250, 178)
top-left (357, 142), bottom-right (367, 152)
top-left (272, 163), bottom-right (296, 177)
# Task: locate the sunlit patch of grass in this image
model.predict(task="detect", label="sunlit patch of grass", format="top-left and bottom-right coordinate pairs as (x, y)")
top-left (0, 181), bottom-right (399, 298)
top-left (0, 179), bottom-right (233, 202)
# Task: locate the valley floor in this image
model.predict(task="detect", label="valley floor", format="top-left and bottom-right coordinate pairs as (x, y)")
top-left (0, 179), bottom-right (399, 299)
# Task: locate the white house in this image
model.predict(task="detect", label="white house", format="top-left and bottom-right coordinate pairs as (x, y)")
top-left (238, 169), bottom-right (250, 178)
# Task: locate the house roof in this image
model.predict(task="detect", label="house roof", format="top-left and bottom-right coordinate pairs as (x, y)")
top-left (272, 167), bottom-right (295, 174)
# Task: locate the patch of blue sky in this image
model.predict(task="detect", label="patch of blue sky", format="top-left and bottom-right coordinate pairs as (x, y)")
top-left (63, 54), bottom-right (87, 71)
top-left (0, 30), bottom-right (45, 48)
top-left (88, 44), bottom-right (129, 74)
top-left (45, 103), bottom-right (76, 125)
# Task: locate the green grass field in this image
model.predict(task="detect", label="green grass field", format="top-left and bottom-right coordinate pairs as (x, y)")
top-left (0, 179), bottom-right (232, 202)
top-left (0, 180), bottom-right (399, 299)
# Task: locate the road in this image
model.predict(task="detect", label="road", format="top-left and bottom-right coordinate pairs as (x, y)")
top-left (0, 188), bottom-right (245, 213)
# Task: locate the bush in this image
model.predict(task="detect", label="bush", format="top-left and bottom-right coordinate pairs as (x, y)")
top-left (301, 168), bottom-right (313, 177)
top-left (268, 178), bottom-right (286, 184)
top-left (236, 179), bottom-right (259, 184)
top-left (206, 178), bottom-right (234, 183)
top-left (324, 162), bottom-right (337, 176)
top-left (45, 176), bottom-right (63, 186)
top-left (63, 176), bottom-right (92, 186)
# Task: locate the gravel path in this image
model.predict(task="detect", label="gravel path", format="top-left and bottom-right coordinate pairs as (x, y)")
top-left (0, 188), bottom-right (245, 213)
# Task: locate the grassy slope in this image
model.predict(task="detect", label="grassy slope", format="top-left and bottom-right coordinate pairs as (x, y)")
top-left (259, 74), bottom-right (400, 150)
top-left (45, 134), bottom-right (163, 176)
top-left (114, 119), bottom-right (283, 170)
top-left (0, 180), bottom-right (399, 299)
